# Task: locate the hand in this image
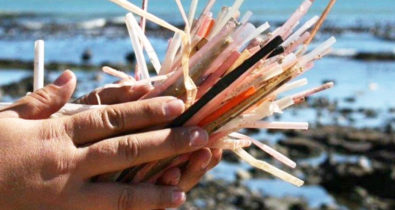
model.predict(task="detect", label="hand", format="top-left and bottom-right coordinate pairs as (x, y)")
top-left (0, 70), bottom-right (209, 209)
top-left (74, 75), bottom-right (223, 192)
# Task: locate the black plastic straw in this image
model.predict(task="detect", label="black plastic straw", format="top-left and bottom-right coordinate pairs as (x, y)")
top-left (169, 36), bottom-right (284, 127)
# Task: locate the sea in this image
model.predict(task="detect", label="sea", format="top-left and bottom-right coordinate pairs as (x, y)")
top-left (0, 0), bottom-right (394, 209)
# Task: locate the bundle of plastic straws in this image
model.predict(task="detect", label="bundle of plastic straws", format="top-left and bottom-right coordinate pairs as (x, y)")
top-left (93, 0), bottom-right (339, 187)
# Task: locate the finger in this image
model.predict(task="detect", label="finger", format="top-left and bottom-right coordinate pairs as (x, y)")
top-left (66, 97), bottom-right (185, 145)
top-left (207, 149), bottom-right (223, 170)
top-left (158, 167), bottom-right (181, 186)
top-left (0, 70), bottom-right (76, 119)
top-left (178, 148), bottom-right (212, 192)
top-left (79, 127), bottom-right (208, 177)
top-left (78, 183), bottom-right (185, 210)
top-left (75, 83), bottom-right (152, 105)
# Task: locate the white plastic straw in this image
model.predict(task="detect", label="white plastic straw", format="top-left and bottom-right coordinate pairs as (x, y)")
top-left (110, 0), bottom-right (184, 35)
top-left (276, 78), bottom-right (308, 94)
top-left (240, 22), bottom-right (270, 49)
top-left (240, 11), bottom-right (253, 24)
top-left (283, 16), bottom-right (319, 47)
top-left (233, 148), bottom-right (304, 187)
top-left (209, 0), bottom-right (244, 38)
top-left (246, 121), bottom-right (309, 130)
top-left (188, 0), bottom-right (199, 26)
top-left (34, 40), bottom-right (44, 91)
top-left (129, 15), bottom-right (162, 74)
top-left (300, 36), bottom-right (336, 65)
top-left (125, 13), bottom-right (150, 80)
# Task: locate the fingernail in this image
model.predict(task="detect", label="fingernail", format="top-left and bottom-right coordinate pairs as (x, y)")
top-left (54, 70), bottom-right (73, 86)
top-left (165, 99), bottom-right (185, 117)
top-left (189, 127), bottom-right (209, 147)
top-left (172, 190), bottom-right (186, 203)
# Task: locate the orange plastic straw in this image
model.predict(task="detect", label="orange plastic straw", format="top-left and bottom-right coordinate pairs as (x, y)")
top-left (203, 19), bottom-right (215, 38)
top-left (199, 87), bottom-right (256, 127)
top-left (197, 17), bottom-right (215, 38)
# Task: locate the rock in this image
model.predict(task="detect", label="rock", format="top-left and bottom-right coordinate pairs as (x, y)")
top-left (0, 76), bottom-right (33, 98)
top-left (222, 150), bottom-right (240, 163)
top-left (339, 107), bottom-right (353, 115)
top-left (125, 51), bottom-right (136, 64)
top-left (81, 49), bottom-right (92, 63)
top-left (236, 169), bottom-right (252, 181)
top-left (354, 52), bottom-right (395, 61)
top-left (319, 160), bottom-right (395, 200)
top-left (278, 138), bottom-right (323, 159)
top-left (344, 96), bottom-right (356, 103)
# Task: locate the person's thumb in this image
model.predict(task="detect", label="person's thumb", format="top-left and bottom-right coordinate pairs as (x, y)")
top-left (0, 70), bottom-right (76, 119)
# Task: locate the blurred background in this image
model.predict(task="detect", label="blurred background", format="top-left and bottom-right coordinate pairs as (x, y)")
top-left (0, 0), bottom-right (394, 209)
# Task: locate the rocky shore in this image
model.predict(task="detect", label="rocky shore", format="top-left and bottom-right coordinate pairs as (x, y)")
top-left (182, 122), bottom-right (395, 210)
top-left (184, 120), bottom-right (395, 210)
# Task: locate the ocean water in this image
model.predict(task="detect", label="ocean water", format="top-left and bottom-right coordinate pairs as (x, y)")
top-left (1, 0), bottom-right (394, 24)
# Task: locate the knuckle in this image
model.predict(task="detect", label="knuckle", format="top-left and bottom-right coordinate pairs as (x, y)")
top-left (88, 141), bottom-right (117, 157)
top-left (101, 107), bottom-right (126, 132)
top-left (54, 156), bottom-right (77, 174)
top-left (140, 101), bottom-right (166, 118)
top-left (118, 188), bottom-right (137, 210)
top-left (119, 136), bottom-right (141, 161)
top-left (31, 86), bottom-right (54, 105)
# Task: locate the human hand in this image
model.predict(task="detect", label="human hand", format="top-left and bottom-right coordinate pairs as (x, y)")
top-left (0, 70), bottom-right (209, 209)
top-left (73, 74), bottom-right (223, 193)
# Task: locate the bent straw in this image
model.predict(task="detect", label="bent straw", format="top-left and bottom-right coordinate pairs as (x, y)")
top-left (233, 148), bottom-right (304, 186)
top-left (110, 0), bottom-right (184, 35)
top-left (230, 132), bottom-right (297, 168)
top-left (169, 36), bottom-right (283, 127)
top-left (34, 40), bottom-right (44, 91)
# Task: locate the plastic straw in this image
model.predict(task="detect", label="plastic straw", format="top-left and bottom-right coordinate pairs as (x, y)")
top-left (34, 40), bottom-right (44, 91)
